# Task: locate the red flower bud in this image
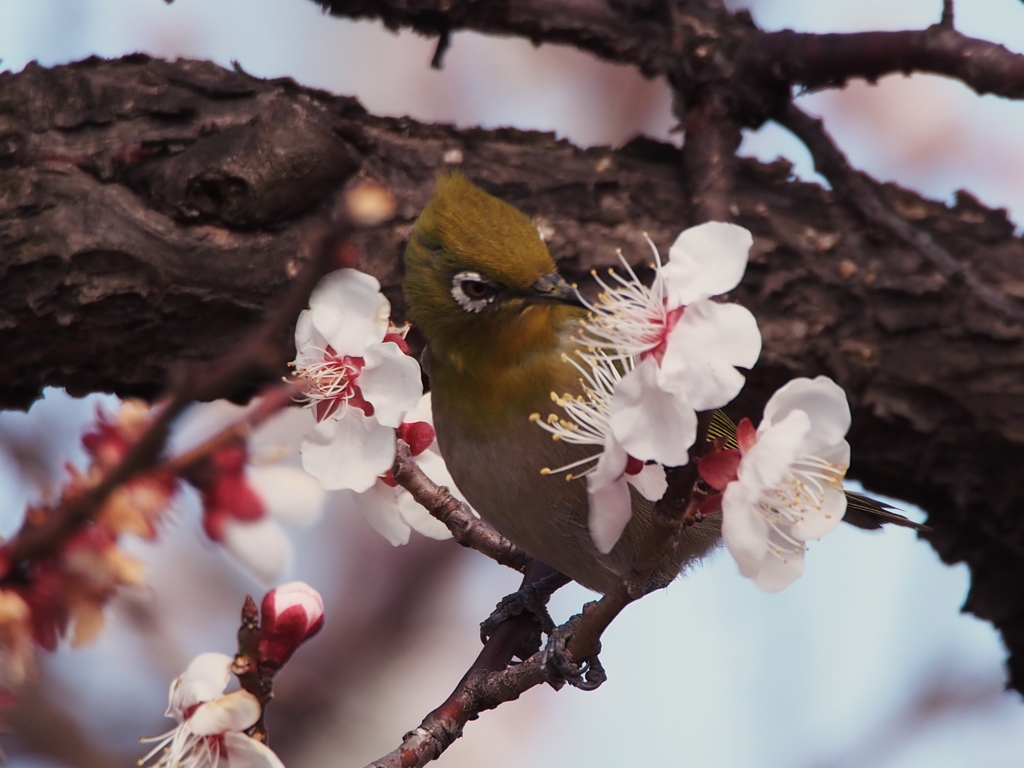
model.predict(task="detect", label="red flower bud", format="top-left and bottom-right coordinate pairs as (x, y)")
top-left (397, 421), bottom-right (435, 457)
top-left (258, 581), bottom-right (325, 669)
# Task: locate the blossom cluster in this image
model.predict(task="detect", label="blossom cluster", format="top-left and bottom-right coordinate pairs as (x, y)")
top-left (0, 265), bottom-right (461, 700)
top-left (291, 268), bottom-right (458, 546)
top-left (539, 223), bottom-right (852, 591)
top-left (141, 582), bottom-right (324, 768)
top-left (0, 400), bottom-right (177, 688)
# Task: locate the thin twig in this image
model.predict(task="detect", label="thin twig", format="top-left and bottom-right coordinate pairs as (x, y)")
top-left (940, 0), bottom-right (954, 28)
top-left (564, 415), bottom-right (709, 661)
top-left (391, 441), bottom-right (532, 573)
top-left (777, 103), bottom-right (1024, 324)
top-left (161, 382), bottom-right (303, 478)
top-left (369, 417), bottom-right (712, 767)
top-left (361, 563), bottom-right (555, 768)
top-left (761, 25), bottom-right (1024, 98)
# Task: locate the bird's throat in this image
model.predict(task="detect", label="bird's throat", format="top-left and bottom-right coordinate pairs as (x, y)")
top-left (428, 305), bottom-right (582, 437)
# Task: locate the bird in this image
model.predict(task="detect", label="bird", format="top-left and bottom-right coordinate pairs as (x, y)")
top-left (404, 172), bottom-right (920, 595)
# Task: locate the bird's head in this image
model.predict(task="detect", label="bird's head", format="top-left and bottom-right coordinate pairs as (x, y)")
top-left (404, 173), bottom-right (583, 373)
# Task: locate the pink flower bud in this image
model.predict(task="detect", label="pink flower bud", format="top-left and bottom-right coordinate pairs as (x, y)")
top-left (258, 581), bottom-right (325, 669)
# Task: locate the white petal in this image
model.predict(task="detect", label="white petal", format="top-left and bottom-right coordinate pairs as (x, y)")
top-left (300, 412), bottom-right (395, 492)
top-left (223, 732), bottom-right (287, 768)
top-left (627, 462), bottom-right (667, 502)
top-left (591, 432), bottom-right (628, 488)
top-left (170, 653), bottom-right (234, 715)
top-left (818, 440), bottom-right (851, 473)
top-left (413, 449), bottom-right (469, 505)
top-left (763, 376), bottom-right (851, 455)
top-left (247, 465), bottom-right (326, 526)
top-left (587, 473), bottom-right (634, 554)
top-left (790, 485), bottom-right (847, 540)
top-left (407, 392), bottom-right (435, 425)
top-left (308, 269), bottom-right (390, 356)
top-left (188, 690), bottom-right (260, 736)
top-left (359, 343), bottom-right (424, 428)
top-left (752, 531), bottom-right (805, 592)
top-left (609, 358), bottom-right (696, 466)
top-left (220, 518), bottom-right (293, 585)
top-left (721, 482), bottom-right (770, 578)
top-left (740, 409), bottom-right (810, 492)
top-left (396, 488), bottom-right (454, 541)
top-left (263, 581), bottom-right (324, 625)
top-left (662, 222), bottom-right (753, 306)
top-left (338, 483), bottom-right (411, 546)
top-left (660, 301), bottom-right (761, 411)
top-left (292, 309), bottom-right (329, 369)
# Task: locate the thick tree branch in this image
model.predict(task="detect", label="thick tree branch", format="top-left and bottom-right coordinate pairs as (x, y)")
top-left (4, 55), bottom-right (1024, 693)
top-left (775, 103), bottom-right (1024, 324)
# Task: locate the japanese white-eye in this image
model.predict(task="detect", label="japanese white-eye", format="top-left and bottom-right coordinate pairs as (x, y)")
top-left (403, 173), bottom-right (720, 593)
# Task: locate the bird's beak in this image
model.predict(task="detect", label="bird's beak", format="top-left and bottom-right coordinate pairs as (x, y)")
top-left (523, 273), bottom-right (584, 308)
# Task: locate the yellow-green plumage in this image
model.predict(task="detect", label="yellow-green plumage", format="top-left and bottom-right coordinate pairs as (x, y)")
top-left (405, 174), bottom-right (720, 593)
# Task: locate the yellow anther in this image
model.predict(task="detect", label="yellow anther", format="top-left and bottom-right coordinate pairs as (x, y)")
top-left (529, 413), bottom-right (541, 422)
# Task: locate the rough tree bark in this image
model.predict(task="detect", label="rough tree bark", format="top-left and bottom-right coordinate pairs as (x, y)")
top-left (2, 1), bottom-right (1024, 699)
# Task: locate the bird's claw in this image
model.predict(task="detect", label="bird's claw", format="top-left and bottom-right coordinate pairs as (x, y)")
top-left (480, 581), bottom-right (557, 659)
top-left (542, 614), bottom-right (606, 691)
top-left (480, 570), bottom-right (569, 646)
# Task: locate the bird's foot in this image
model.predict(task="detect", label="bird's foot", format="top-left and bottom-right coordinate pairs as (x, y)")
top-left (480, 571), bottom-right (569, 659)
top-left (542, 614), bottom-right (606, 691)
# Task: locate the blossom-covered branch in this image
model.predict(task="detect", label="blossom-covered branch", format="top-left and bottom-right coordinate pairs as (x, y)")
top-left (141, 584), bottom-right (324, 768)
top-left (0, 189), bottom-right (392, 693)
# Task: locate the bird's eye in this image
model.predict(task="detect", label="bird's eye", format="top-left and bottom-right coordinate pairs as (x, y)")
top-left (461, 280), bottom-right (491, 299)
top-left (451, 271), bottom-right (499, 313)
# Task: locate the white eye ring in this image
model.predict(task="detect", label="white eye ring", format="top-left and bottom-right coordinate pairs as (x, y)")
top-left (451, 271), bottom-right (498, 313)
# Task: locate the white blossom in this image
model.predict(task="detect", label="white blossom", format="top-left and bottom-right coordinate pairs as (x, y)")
top-left (292, 269), bottom-right (422, 493)
top-left (530, 353), bottom-right (664, 553)
top-left (335, 394), bottom-right (456, 546)
top-left (140, 653), bottom-right (284, 768)
top-left (719, 376), bottom-right (851, 591)
top-left (580, 222), bottom-right (761, 466)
